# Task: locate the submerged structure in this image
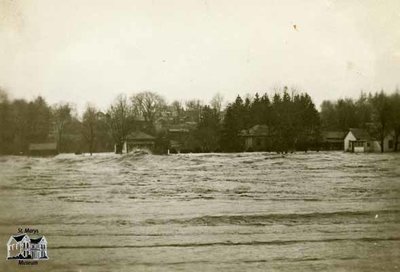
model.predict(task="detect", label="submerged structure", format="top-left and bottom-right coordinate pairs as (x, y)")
top-left (240, 125), bottom-right (271, 151)
top-left (321, 131), bottom-right (346, 150)
top-left (119, 131), bottom-right (156, 153)
top-left (344, 128), bottom-right (397, 152)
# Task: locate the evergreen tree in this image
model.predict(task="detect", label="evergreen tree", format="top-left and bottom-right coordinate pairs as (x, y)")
top-left (195, 105), bottom-right (221, 152)
top-left (12, 99), bottom-right (30, 154)
top-left (220, 96), bottom-right (246, 152)
top-left (27, 96), bottom-right (52, 144)
top-left (389, 91), bottom-right (400, 151)
top-left (0, 90), bottom-right (14, 154)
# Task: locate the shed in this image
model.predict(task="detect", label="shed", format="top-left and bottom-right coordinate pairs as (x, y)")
top-left (240, 125), bottom-right (271, 151)
top-left (121, 131), bottom-right (156, 153)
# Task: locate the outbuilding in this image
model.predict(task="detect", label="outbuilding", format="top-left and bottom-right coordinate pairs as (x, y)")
top-left (119, 131), bottom-right (156, 153)
top-left (240, 125), bottom-right (271, 151)
top-left (321, 131), bottom-right (346, 150)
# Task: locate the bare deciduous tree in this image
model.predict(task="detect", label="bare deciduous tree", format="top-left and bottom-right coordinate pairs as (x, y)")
top-left (82, 104), bottom-right (97, 155)
top-left (0, 88), bottom-right (8, 102)
top-left (131, 91), bottom-right (166, 131)
top-left (185, 99), bottom-right (203, 123)
top-left (107, 94), bottom-right (133, 154)
top-left (210, 93), bottom-right (224, 114)
top-left (371, 91), bottom-right (392, 153)
top-left (171, 100), bottom-right (183, 123)
top-left (53, 103), bottom-right (72, 153)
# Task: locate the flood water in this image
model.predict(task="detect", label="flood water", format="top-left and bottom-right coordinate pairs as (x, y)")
top-left (0, 152), bottom-right (399, 271)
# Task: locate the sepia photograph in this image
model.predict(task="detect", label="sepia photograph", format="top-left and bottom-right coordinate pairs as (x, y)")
top-left (0, 0), bottom-right (400, 271)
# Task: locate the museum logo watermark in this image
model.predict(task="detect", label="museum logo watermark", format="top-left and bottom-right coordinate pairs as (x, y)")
top-left (6, 228), bottom-right (48, 265)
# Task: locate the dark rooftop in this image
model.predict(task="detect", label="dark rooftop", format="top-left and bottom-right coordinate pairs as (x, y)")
top-left (349, 128), bottom-right (372, 140)
top-left (12, 234), bottom-right (27, 242)
top-left (126, 131), bottom-right (155, 140)
top-left (30, 237), bottom-right (43, 244)
top-left (240, 125), bottom-right (269, 137)
top-left (322, 131), bottom-right (346, 140)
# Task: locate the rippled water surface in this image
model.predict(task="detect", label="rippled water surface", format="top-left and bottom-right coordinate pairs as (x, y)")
top-left (0, 152), bottom-right (399, 271)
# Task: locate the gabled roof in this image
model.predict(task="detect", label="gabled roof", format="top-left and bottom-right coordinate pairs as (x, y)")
top-left (12, 234), bottom-right (27, 242)
top-left (240, 125), bottom-right (269, 137)
top-left (30, 237), bottom-right (44, 244)
top-left (29, 143), bottom-right (57, 151)
top-left (126, 131), bottom-right (155, 140)
top-left (250, 125), bottom-right (269, 134)
top-left (348, 128), bottom-right (371, 140)
top-left (8, 234), bottom-right (47, 245)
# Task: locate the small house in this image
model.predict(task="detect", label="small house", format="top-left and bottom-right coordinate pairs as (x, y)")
top-left (240, 125), bottom-right (271, 151)
top-left (120, 131), bottom-right (156, 153)
top-left (343, 128), bottom-right (400, 152)
top-left (344, 128), bottom-right (375, 152)
top-left (29, 143), bottom-right (58, 156)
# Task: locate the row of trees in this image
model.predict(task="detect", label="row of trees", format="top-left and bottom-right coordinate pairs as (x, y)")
top-left (103, 87), bottom-right (321, 153)
top-left (1, 87), bottom-right (399, 155)
top-left (320, 91), bottom-right (400, 152)
top-left (0, 89), bottom-right (222, 155)
top-left (107, 93), bottom-right (224, 153)
top-left (0, 94), bottom-right (51, 154)
top-left (219, 87), bottom-right (320, 152)
top-left (0, 89), bottom-right (113, 155)
top-left (107, 92), bottom-right (167, 153)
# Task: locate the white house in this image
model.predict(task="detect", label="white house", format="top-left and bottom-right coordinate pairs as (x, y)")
top-left (7, 234), bottom-right (48, 260)
top-left (7, 234), bottom-right (30, 259)
top-left (30, 236), bottom-right (48, 259)
top-left (344, 128), bottom-right (398, 153)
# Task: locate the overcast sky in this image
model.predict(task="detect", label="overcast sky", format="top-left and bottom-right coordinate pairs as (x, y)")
top-left (1, 0), bottom-right (399, 112)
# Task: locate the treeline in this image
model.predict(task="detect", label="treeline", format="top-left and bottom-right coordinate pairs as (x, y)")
top-left (0, 89), bottom-right (220, 155)
top-left (0, 90), bottom-right (113, 154)
top-left (0, 87), bottom-right (399, 155)
top-left (104, 87), bottom-right (321, 153)
top-left (219, 87), bottom-right (320, 152)
top-left (321, 91), bottom-right (400, 151)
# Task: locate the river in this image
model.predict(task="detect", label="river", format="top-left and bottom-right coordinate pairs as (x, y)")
top-left (0, 152), bottom-right (399, 271)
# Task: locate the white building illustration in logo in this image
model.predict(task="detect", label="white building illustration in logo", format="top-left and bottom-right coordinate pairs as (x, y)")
top-left (6, 234), bottom-right (48, 260)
